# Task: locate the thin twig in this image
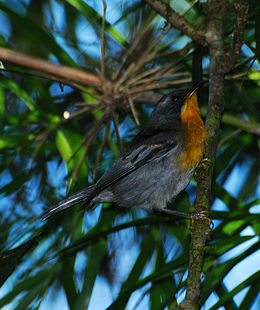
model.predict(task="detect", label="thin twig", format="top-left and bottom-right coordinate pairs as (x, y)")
top-left (113, 16), bottom-right (157, 81)
top-left (62, 107), bottom-right (92, 123)
top-left (126, 66), bottom-right (164, 86)
top-left (124, 77), bottom-right (192, 95)
top-left (127, 70), bottom-right (188, 87)
top-left (114, 62), bottom-right (137, 91)
top-left (127, 27), bottom-right (171, 77)
top-left (133, 27), bottom-right (170, 69)
top-left (115, 26), bottom-right (170, 90)
top-left (126, 65), bottom-right (182, 87)
top-left (128, 96), bottom-right (140, 126)
top-left (67, 131), bottom-right (94, 164)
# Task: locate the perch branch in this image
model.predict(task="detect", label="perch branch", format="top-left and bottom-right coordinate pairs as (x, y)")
top-left (179, 0), bottom-right (249, 309)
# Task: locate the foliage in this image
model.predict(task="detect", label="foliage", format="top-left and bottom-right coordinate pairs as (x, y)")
top-left (0, 0), bottom-right (259, 309)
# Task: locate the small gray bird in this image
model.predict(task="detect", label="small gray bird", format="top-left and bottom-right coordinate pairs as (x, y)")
top-left (42, 84), bottom-right (207, 220)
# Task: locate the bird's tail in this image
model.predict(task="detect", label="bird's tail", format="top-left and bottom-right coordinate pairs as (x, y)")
top-left (41, 186), bottom-right (94, 220)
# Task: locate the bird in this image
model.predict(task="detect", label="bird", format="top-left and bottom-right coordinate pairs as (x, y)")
top-left (42, 83), bottom-right (207, 220)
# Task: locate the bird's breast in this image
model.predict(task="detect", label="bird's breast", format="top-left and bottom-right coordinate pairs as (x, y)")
top-left (178, 114), bottom-right (207, 170)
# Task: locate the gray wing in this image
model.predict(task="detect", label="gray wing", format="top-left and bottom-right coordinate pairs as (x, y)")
top-left (90, 136), bottom-right (177, 199)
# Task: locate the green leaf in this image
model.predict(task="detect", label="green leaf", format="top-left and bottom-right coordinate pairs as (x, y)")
top-left (13, 287), bottom-right (41, 310)
top-left (213, 183), bottom-right (244, 211)
top-left (55, 129), bottom-right (73, 171)
top-left (108, 254), bottom-right (187, 310)
top-left (62, 127), bottom-right (88, 182)
top-left (5, 113), bottom-right (41, 126)
top-left (215, 142), bottom-right (241, 179)
top-left (116, 231), bottom-right (156, 309)
top-left (0, 269), bottom-right (53, 308)
top-left (0, 133), bottom-right (34, 150)
top-left (61, 256), bottom-right (78, 309)
top-left (214, 283), bottom-right (238, 310)
top-left (0, 76), bottom-right (36, 111)
top-left (238, 282), bottom-right (260, 309)
top-left (210, 270), bottom-right (260, 310)
top-left (59, 216), bottom-right (173, 257)
top-left (201, 241), bottom-right (260, 305)
top-left (205, 235), bottom-right (254, 258)
top-left (150, 237), bottom-right (177, 310)
top-left (75, 208), bottom-right (117, 309)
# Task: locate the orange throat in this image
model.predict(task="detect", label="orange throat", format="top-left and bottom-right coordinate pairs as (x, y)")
top-left (179, 93), bottom-right (207, 170)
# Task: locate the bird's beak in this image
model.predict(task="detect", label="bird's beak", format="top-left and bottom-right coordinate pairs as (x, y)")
top-left (181, 81), bottom-right (202, 118)
top-left (185, 81), bottom-right (203, 98)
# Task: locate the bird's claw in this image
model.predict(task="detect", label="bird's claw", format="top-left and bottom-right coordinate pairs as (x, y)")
top-left (201, 157), bottom-right (210, 163)
top-left (157, 208), bottom-right (214, 233)
top-left (190, 211), bottom-right (214, 231)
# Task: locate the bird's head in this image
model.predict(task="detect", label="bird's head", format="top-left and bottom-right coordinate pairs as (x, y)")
top-left (147, 83), bottom-right (202, 130)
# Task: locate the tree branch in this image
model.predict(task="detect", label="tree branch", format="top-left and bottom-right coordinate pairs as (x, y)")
top-left (0, 47), bottom-right (102, 87)
top-left (144, 0), bottom-right (207, 46)
top-left (179, 0), bottom-right (248, 309)
top-left (224, 0), bottom-right (249, 73)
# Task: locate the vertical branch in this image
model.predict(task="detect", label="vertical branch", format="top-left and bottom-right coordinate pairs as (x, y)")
top-left (179, 1), bottom-right (249, 309)
top-left (179, 1), bottom-right (227, 308)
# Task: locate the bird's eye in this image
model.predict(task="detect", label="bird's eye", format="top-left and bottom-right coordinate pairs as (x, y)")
top-left (172, 96), bottom-right (179, 102)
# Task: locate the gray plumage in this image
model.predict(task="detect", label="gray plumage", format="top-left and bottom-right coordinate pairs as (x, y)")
top-left (42, 87), bottom-right (203, 220)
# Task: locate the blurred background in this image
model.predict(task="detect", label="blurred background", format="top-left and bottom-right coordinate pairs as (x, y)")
top-left (0, 0), bottom-right (259, 309)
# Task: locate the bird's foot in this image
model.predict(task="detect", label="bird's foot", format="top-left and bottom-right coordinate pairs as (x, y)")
top-left (200, 157), bottom-right (211, 165)
top-left (159, 209), bottom-right (214, 231)
top-left (194, 158), bottom-right (211, 180)
top-left (190, 211), bottom-right (214, 231)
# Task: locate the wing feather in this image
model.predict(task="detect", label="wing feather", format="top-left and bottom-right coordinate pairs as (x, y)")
top-left (92, 131), bottom-right (177, 196)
